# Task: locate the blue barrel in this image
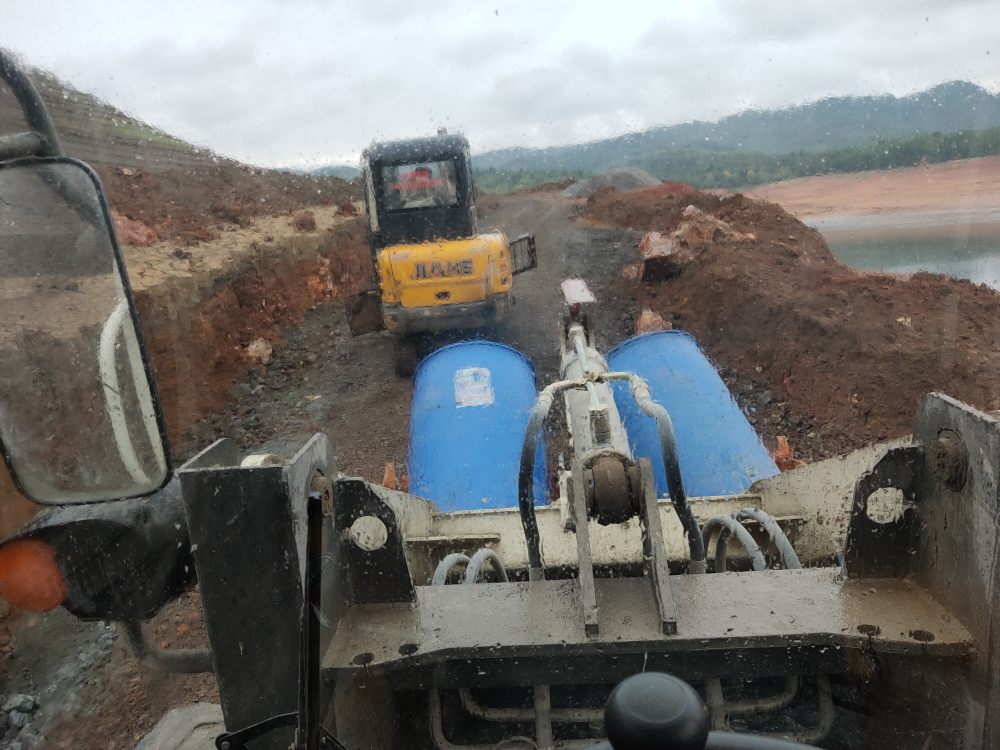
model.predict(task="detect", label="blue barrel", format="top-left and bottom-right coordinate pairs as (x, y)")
top-left (607, 331), bottom-right (778, 497)
top-left (409, 341), bottom-right (548, 512)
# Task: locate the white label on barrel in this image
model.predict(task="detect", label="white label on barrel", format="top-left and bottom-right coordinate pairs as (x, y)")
top-left (454, 367), bottom-right (493, 408)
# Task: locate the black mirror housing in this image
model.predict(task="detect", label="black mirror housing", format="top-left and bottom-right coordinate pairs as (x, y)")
top-left (0, 157), bottom-right (173, 504)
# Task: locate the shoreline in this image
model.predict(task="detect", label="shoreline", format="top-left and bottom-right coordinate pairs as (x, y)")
top-left (743, 156), bottom-right (1000, 236)
top-left (806, 210), bottom-right (1000, 241)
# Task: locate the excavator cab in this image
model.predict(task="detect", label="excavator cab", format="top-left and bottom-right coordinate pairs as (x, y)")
top-left (352, 131), bottom-right (536, 375)
top-left (365, 133), bottom-right (477, 247)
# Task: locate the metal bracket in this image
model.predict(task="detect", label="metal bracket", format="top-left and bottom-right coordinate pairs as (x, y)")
top-left (844, 445), bottom-right (924, 578)
top-left (333, 478), bottom-right (416, 604)
top-left (215, 713), bottom-right (296, 750)
top-left (510, 233), bottom-right (537, 275)
top-left (638, 458), bottom-right (678, 635)
top-left (569, 462), bottom-right (600, 637)
top-left (214, 714), bottom-right (347, 750)
top-left (179, 434), bottom-right (336, 746)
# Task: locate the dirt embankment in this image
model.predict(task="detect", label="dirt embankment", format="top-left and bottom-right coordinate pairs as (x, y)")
top-left (0, 171), bottom-right (373, 750)
top-left (586, 187), bottom-right (1000, 459)
top-left (130, 212), bottom-right (372, 452)
top-left (99, 163), bottom-right (367, 451)
top-left (97, 164), bottom-right (358, 246)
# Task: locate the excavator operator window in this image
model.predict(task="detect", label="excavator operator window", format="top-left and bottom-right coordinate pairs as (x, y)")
top-left (380, 159), bottom-right (458, 211)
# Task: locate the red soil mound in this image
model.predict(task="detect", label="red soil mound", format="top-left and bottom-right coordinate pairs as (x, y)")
top-left (586, 187), bottom-right (1000, 456)
top-left (632, 181), bottom-right (696, 199)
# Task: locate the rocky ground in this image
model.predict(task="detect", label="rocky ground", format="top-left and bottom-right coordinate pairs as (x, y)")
top-left (173, 190), bottom-right (644, 482)
top-left (585, 183), bottom-right (1000, 460)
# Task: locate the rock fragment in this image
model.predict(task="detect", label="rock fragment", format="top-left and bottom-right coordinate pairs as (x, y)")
top-left (293, 211), bottom-right (317, 231)
top-left (635, 309), bottom-right (672, 335)
top-left (2, 695), bottom-right (36, 714)
top-left (244, 337), bottom-right (273, 365)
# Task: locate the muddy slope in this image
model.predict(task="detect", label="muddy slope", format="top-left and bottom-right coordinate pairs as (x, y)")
top-left (586, 187), bottom-right (1000, 456)
top-left (130, 215), bottom-right (372, 451)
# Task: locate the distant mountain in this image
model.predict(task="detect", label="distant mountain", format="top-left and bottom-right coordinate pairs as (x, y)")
top-left (473, 81), bottom-right (1000, 173)
top-left (311, 164), bottom-right (361, 179)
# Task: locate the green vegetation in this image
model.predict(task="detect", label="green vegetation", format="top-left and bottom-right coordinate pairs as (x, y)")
top-left (473, 167), bottom-right (586, 194)
top-left (638, 126), bottom-right (1000, 190)
top-left (473, 126), bottom-right (1000, 193)
top-left (102, 119), bottom-right (191, 148)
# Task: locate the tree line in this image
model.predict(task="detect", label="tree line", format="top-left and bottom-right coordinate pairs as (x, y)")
top-left (474, 126), bottom-right (1000, 193)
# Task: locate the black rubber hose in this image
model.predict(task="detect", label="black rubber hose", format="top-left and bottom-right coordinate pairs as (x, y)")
top-left (518, 388), bottom-right (556, 580)
top-left (630, 378), bottom-right (707, 572)
top-left (702, 515), bottom-right (768, 572)
top-left (734, 507), bottom-right (802, 569)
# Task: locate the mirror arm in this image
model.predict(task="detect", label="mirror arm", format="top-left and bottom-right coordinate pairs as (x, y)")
top-left (0, 48), bottom-right (64, 158)
top-left (120, 619), bottom-right (214, 674)
top-left (0, 132), bottom-right (48, 161)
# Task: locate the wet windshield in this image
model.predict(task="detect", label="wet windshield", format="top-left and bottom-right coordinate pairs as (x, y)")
top-left (1, 4), bottom-right (999, 750)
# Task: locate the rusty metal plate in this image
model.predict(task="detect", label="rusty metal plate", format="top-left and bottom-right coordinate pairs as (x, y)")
top-left (323, 569), bottom-right (972, 686)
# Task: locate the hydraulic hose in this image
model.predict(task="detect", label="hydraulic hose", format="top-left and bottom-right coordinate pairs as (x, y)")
top-left (518, 385), bottom-right (559, 580)
top-left (519, 375), bottom-right (617, 580)
top-left (702, 515), bottom-right (768, 572)
top-left (464, 548), bottom-right (509, 584)
top-left (431, 553), bottom-right (471, 586)
top-left (629, 377), bottom-right (707, 573)
top-left (734, 507), bottom-right (802, 570)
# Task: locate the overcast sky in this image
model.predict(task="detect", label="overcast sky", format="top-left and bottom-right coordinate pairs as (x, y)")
top-left (3, 0), bottom-right (998, 168)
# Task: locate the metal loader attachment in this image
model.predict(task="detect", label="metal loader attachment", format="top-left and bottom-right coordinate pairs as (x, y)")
top-left (307, 306), bottom-right (981, 750)
top-left (309, 395), bottom-right (983, 750)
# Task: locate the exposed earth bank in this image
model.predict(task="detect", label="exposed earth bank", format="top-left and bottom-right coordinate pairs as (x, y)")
top-left (743, 155), bottom-right (1000, 219)
top-left (585, 185), bottom-right (1000, 459)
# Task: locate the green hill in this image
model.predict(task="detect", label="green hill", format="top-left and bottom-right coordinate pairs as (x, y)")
top-left (631, 126), bottom-right (1000, 190)
top-left (473, 81), bottom-right (1000, 174)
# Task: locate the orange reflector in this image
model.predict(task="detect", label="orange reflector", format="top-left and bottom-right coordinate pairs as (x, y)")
top-left (0, 539), bottom-right (67, 612)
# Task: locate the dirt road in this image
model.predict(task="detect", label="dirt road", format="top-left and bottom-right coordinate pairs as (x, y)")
top-left (186, 191), bottom-right (644, 483)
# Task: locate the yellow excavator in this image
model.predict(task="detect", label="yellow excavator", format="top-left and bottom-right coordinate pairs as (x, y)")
top-left (346, 131), bottom-right (536, 375)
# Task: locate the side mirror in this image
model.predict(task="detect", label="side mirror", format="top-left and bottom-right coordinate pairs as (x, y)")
top-left (0, 158), bottom-right (172, 504)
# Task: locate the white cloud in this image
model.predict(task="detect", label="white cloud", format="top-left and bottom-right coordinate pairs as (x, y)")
top-left (2, 0), bottom-right (998, 167)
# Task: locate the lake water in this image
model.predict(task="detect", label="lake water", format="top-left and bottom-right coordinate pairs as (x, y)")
top-left (804, 211), bottom-right (1000, 290)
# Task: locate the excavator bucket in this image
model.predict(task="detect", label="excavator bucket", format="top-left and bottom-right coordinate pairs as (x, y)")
top-left (509, 233), bottom-right (537, 275)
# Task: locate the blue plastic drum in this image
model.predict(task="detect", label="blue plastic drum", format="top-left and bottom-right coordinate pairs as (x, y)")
top-left (607, 330), bottom-right (778, 497)
top-left (409, 341), bottom-right (548, 512)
